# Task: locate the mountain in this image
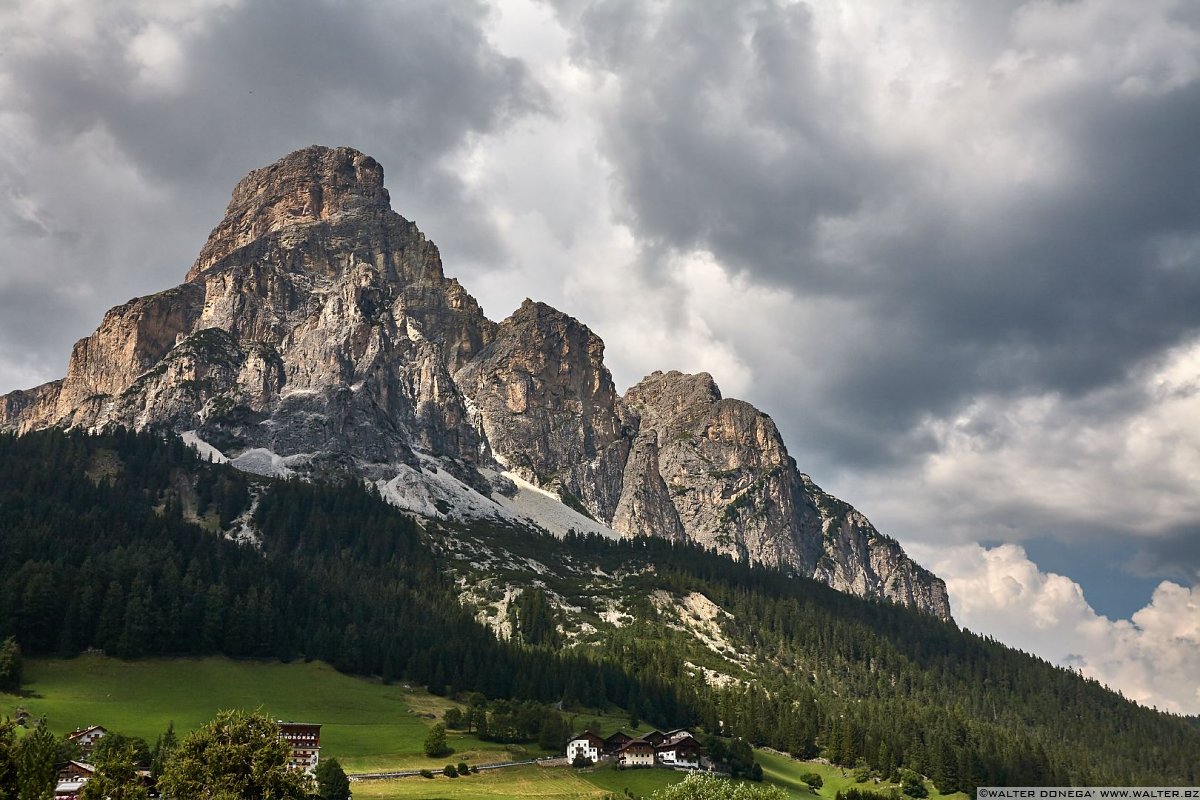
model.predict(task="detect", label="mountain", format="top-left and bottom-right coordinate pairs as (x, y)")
top-left (0, 145), bottom-right (947, 619)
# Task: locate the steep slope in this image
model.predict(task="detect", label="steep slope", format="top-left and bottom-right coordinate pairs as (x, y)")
top-left (0, 145), bottom-right (947, 618)
top-left (617, 370), bottom-right (950, 618)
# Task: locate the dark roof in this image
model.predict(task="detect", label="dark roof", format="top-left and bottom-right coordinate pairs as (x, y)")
top-left (568, 731), bottom-right (605, 745)
top-left (605, 731), bottom-right (633, 743)
top-left (658, 733), bottom-right (702, 749)
top-left (616, 739), bottom-right (655, 753)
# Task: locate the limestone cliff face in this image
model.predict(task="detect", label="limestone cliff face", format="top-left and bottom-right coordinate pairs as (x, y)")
top-left (1, 146), bottom-right (492, 477)
top-left (619, 371), bottom-right (822, 570)
top-left (802, 476), bottom-right (953, 620)
top-left (453, 299), bottom-right (631, 524)
top-left (617, 371), bottom-right (950, 618)
top-left (0, 145), bottom-right (950, 619)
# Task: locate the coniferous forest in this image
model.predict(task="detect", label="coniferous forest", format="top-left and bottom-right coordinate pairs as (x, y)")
top-left (0, 428), bottom-right (1197, 791)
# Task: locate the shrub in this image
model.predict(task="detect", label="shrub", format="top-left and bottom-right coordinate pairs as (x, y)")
top-left (423, 723), bottom-right (451, 758)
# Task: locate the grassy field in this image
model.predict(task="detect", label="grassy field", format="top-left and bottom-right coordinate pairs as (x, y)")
top-left (352, 765), bottom-right (608, 800)
top-left (579, 763), bottom-right (687, 796)
top-left (756, 750), bottom-right (966, 800)
top-left (10, 655), bottom-right (536, 772)
top-left (5, 656), bottom-right (966, 800)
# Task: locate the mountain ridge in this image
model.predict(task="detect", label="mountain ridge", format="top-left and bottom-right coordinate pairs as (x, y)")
top-left (0, 145), bottom-right (949, 619)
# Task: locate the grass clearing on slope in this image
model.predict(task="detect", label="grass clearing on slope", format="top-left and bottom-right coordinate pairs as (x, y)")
top-left (756, 750), bottom-right (967, 800)
top-left (12, 655), bottom-right (521, 772)
top-left (10, 657), bottom-right (966, 799)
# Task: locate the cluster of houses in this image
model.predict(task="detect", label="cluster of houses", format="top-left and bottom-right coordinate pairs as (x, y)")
top-left (54, 726), bottom-right (140, 800)
top-left (53, 722), bottom-right (321, 800)
top-left (566, 728), bottom-right (705, 770)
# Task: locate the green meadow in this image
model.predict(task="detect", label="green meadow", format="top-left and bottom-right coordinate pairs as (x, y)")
top-left (12, 655), bottom-right (536, 772)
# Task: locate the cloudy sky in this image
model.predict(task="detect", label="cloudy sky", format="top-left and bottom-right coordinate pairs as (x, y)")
top-left (2, 0), bottom-right (1198, 712)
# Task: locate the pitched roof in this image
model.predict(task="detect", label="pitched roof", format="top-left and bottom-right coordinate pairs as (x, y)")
top-left (658, 732), bottom-right (701, 749)
top-left (66, 726), bottom-right (106, 741)
top-left (568, 731), bottom-right (605, 746)
top-left (616, 738), bottom-right (655, 753)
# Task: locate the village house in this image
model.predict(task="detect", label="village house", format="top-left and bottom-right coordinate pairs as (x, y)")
top-left (565, 731), bottom-right (605, 763)
top-left (65, 725), bottom-right (107, 755)
top-left (603, 731), bottom-right (632, 753)
top-left (53, 762), bottom-right (95, 800)
top-left (615, 738), bottom-right (656, 767)
top-left (655, 731), bottom-right (703, 769)
top-left (277, 721), bottom-right (322, 776)
top-left (566, 728), bottom-right (706, 770)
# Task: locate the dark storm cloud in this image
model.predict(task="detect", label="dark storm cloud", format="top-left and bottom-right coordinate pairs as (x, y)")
top-left (0, 0), bottom-right (544, 392)
top-left (7, 1), bottom-right (541, 189)
top-left (1130, 526), bottom-right (1200, 584)
top-left (551, 0), bottom-right (1200, 473)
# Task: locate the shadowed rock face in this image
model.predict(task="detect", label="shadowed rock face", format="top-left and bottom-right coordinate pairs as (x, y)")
top-left (0, 145), bottom-right (951, 620)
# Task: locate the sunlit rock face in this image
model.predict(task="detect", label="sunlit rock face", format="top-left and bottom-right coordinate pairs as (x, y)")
top-left (0, 146), bottom-right (950, 620)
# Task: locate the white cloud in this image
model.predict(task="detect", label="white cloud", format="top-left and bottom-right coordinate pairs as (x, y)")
top-left (836, 337), bottom-right (1200, 563)
top-left (911, 542), bottom-right (1200, 713)
top-left (127, 23), bottom-right (187, 95)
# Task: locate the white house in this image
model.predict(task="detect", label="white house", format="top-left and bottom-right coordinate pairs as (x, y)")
top-left (66, 726), bottom-right (107, 754)
top-left (566, 731), bottom-right (605, 764)
top-left (656, 732), bottom-right (702, 769)
top-left (616, 739), bottom-right (656, 767)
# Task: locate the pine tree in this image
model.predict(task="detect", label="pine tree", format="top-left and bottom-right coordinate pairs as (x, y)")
top-left (150, 721), bottom-right (178, 779)
top-left (0, 638), bottom-right (21, 693)
top-left (423, 724), bottom-right (450, 758)
top-left (158, 710), bottom-right (310, 800)
top-left (315, 757), bottom-right (350, 800)
top-left (15, 718), bottom-right (59, 800)
top-left (78, 741), bottom-right (148, 800)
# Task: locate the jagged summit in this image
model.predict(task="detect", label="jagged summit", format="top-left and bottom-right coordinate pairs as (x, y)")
top-left (0, 147), bottom-right (951, 620)
top-left (189, 146), bottom-right (392, 280)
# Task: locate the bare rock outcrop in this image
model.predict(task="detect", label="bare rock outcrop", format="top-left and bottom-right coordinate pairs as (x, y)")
top-left (454, 299), bottom-right (631, 523)
top-left (0, 146), bottom-right (491, 475)
top-left (619, 371), bottom-right (822, 569)
top-left (616, 370), bottom-right (951, 619)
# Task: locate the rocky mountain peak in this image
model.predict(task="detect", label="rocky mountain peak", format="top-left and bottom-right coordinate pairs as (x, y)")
top-left (188, 146), bottom-right (392, 280)
top-left (625, 370), bottom-right (723, 428)
top-left (0, 146), bottom-right (952, 620)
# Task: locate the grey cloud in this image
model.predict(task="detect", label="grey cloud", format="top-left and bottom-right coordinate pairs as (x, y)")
top-left (554, 0), bottom-right (1200, 473)
top-left (1128, 526), bottom-right (1200, 584)
top-left (0, 0), bottom-right (544, 391)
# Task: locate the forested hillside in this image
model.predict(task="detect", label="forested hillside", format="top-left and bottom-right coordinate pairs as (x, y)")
top-left (0, 429), bottom-right (1196, 791)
